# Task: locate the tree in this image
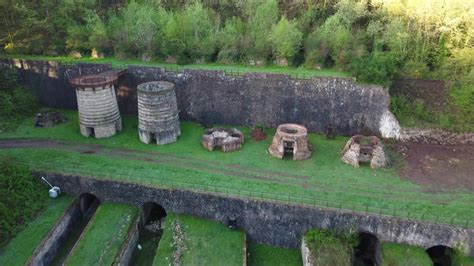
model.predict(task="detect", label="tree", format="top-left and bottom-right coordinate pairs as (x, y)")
top-left (247, 0), bottom-right (278, 61)
top-left (270, 16), bottom-right (302, 64)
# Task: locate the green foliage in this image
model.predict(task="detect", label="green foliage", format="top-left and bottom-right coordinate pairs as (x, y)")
top-left (217, 17), bottom-right (248, 64)
top-left (381, 243), bottom-right (432, 266)
top-left (270, 16), bottom-right (303, 61)
top-left (351, 52), bottom-right (398, 86)
top-left (247, 0), bottom-right (279, 60)
top-left (390, 95), bottom-right (434, 127)
top-left (161, 2), bottom-right (216, 63)
top-left (0, 67), bottom-right (38, 132)
top-left (305, 229), bottom-right (357, 266)
top-left (0, 158), bottom-right (47, 248)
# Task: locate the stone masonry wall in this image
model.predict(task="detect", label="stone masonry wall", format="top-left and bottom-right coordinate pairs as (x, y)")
top-left (2, 59), bottom-right (397, 136)
top-left (36, 173), bottom-right (474, 256)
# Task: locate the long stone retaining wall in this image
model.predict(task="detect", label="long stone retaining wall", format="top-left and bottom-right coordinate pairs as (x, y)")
top-left (27, 199), bottom-right (81, 266)
top-left (1, 59), bottom-right (400, 137)
top-left (35, 172), bottom-right (474, 256)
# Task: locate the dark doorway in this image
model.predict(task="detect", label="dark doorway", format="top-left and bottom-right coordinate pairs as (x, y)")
top-left (283, 141), bottom-right (294, 159)
top-left (78, 193), bottom-right (100, 215)
top-left (427, 245), bottom-right (454, 266)
top-left (353, 232), bottom-right (381, 266)
top-left (86, 127), bottom-right (95, 137)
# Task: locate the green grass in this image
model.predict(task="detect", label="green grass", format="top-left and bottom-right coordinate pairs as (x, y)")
top-left (0, 196), bottom-right (74, 265)
top-left (247, 243), bottom-right (302, 266)
top-left (1, 54), bottom-right (350, 78)
top-left (304, 229), bottom-right (355, 266)
top-left (153, 213), bottom-right (245, 266)
top-left (0, 110), bottom-right (473, 226)
top-left (65, 203), bottom-right (137, 266)
top-left (381, 243), bottom-right (432, 266)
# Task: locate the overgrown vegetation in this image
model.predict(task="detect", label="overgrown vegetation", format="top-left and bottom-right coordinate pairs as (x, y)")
top-left (0, 67), bottom-right (38, 132)
top-left (0, 196), bottom-right (73, 265)
top-left (1, 0), bottom-right (472, 84)
top-left (0, 158), bottom-right (47, 248)
top-left (305, 229), bottom-right (357, 265)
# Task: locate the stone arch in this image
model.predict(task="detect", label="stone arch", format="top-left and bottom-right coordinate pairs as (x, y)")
top-left (78, 193), bottom-right (100, 215)
top-left (140, 202), bottom-right (167, 228)
top-left (354, 231), bottom-right (382, 266)
top-left (426, 245), bottom-right (455, 266)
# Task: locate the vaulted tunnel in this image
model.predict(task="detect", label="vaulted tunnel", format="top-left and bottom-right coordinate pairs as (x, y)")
top-left (353, 232), bottom-right (381, 266)
top-left (427, 245), bottom-right (455, 266)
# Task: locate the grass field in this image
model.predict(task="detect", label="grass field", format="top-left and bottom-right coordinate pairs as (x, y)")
top-left (65, 203), bottom-right (137, 266)
top-left (1, 54), bottom-right (350, 78)
top-left (381, 243), bottom-right (433, 266)
top-left (0, 196), bottom-right (73, 265)
top-left (247, 244), bottom-right (302, 266)
top-left (153, 213), bottom-right (245, 266)
top-left (0, 110), bottom-right (473, 225)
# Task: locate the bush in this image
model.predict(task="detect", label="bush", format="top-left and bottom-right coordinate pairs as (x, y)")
top-left (0, 67), bottom-right (38, 132)
top-left (351, 52), bottom-right (398, 86)
top-left (305, 229), bottom-right (357, 266)
top-left (0, 158), bottom-right (47, 248)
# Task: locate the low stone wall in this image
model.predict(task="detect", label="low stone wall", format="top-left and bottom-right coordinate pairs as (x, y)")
top-left (400, 128), bottom-right (474, 145)
top-left (114, 216), bottom-right (140, 266)
top-left (34, 172), bottom-right (474, 256)
top-left (2, 58), bottom-right (400, 136)
top-left (27, 199), bottom-right (81, 266)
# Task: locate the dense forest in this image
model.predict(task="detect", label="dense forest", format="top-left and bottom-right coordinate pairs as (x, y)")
top-left (0, 0), bottom-right (472, 129)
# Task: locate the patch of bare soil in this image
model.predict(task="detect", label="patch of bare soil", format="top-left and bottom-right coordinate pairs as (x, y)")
top-left (396, 142), bottom-right (474, 192)
top-left (250, 128), bottom-right (267, 141)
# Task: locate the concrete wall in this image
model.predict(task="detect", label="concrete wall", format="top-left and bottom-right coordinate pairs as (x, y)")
top-left (1, 59), bottom-right (400, 136)
top-left (114, 217), bottom-right (140, 266)
top-left (27, 199), bottom-right (81, 266)
top-left (35, 172), bottom-right (474, 256)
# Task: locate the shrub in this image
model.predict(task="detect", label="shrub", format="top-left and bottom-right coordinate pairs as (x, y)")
top-left (351, 52), bottom-right (398, 86)
top-left (305, 229), bottom-right (357, 266)
top-left (0, 157), bottom-right (47, 248)
top-left (269, 16), bottom-right (303, 62)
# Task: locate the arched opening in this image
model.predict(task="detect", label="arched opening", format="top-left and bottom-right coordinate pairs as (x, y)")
top-left (427, 245), bottom-right (454, 266)
top-left (79, 193), bottom-right (100, 215)
top-left (131, 202), bottom-right (167, 266)
top-left (353, 232), bottom-right (381, 266)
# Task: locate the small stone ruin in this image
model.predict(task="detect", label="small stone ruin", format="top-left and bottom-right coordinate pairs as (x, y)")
top-left (202, 128), bottom-right (244, 152)
top-left (268, 124), bottom-right (312, 160)
top-left (35, 111), bottom-right (67, 127)
top-left (341, 135), bottom-right (387, 169)
top-left (137, 81), bottom-right (181, 145)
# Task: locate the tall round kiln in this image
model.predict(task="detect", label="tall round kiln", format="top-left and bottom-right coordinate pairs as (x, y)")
top-left (69, 74), bottom-right (122, 138)
top-left (137, 81), bottom-right (181, 145)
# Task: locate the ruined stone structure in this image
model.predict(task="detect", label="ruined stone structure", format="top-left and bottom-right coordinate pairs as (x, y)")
top-left (268, 124), bottom-right (312, 160)
top-left (341, 135), bottom-right (387, 169)
top-left (69, 71), bottom-right (123, 138)
top-left (201, 128), bottom-right (244, 152)
top-left (35, 111), bottom-right (67, 127)
top-left (137, 81), bottom-right (180, 145)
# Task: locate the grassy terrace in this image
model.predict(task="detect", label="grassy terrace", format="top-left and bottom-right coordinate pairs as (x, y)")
top-left (153, 213), bottom-right (245, 266)
top-left (0, 111), bottom-right (473, 226)
top-left (1, 54), bottom-right (350, 78)
top-left (0, 196), bottom-right (73, 265)
top-left (381, 243), bottom-right (433, 266)
top-left (247, 244), bottom-right (302, 266)
top-left (65, 203), bottom-right (137, 266)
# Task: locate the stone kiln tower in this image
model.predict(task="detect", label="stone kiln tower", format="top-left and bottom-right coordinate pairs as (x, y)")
top-left (69, 71), bottom-right (123, 138)
top-left (137, 81), bottom-right (181, 145)
top-left (268, 124), bottom-right (312, 160)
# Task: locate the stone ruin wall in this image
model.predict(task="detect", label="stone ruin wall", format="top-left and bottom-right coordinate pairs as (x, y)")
top-left (1, 59), bottom-right (400, 137)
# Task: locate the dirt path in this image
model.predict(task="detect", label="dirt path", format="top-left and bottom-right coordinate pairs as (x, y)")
top-left (0, 139), bottom-right (310, 187)
top-left (396, 142), bottom-right (474, 192)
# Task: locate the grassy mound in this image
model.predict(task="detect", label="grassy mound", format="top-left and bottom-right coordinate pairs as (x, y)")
top-left (247, 243), bottom-right (302, 266)
top-left (153, 213), bottom-right (245, 266)
top-left (65, 203), bottom-right (137, 266)
top-left (304, 229), bottom-right (356, 266)
top-left (381, 243), bottom-right (432, 266)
